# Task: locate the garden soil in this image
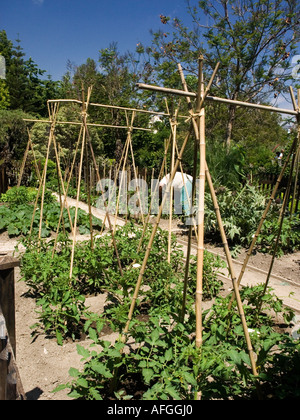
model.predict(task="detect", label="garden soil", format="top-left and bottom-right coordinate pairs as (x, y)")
top-left (0, 198), bottom-right (300, 400)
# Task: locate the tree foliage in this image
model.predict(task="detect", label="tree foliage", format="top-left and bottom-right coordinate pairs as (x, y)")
top-left (0, 30), bottom-right (59, 117)
top-left (146, 0), bottom-right (300, 147)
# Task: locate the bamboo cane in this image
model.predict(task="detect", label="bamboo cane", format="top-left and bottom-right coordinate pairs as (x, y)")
top-left (180, 136), bottom-right (198, 323)
top-left (28, 130), bottom-right (41, 183)
top-left (257, 123), bottom-right (300, 312)
top-left (84, 122), bottom-right (124, 276)
top-left (136, 133), bottom-right (172, 254)
top-left (52, 126), bottom-right (82, 256)
top-left (52, 134), bottom-right (74, 231)
top-left (38, 103), bottom-right (59, 245)
top-left (205, 167), bottom-right (258, 376)
top-left (128, 112), bottom-right (146, 226)
top-left (167, 112), bottom-right (178, 263)
top-left (17, 135), bottom-right (30, 187)
top-left (177, 61), bottom-right (258, 376)
top-left (69, 127), bottom-right (87, 277)
top-left (113, 130), bottom-right (130, 233)
top-left (232, 126), bottom-right (300, 293)
top-left (137, 83), bottom-right (298, 116)
top-left (195, 56), bottom-right (206, 349)
top-left (123, 126), bottom-right (193, 338)
top-left (85, 135), bottom-right (94, 250)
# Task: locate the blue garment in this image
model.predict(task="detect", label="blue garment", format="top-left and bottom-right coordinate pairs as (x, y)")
top-left (181, 177), bottom-right (193, 215)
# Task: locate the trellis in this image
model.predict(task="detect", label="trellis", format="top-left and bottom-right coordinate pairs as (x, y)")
top-left (21, 87), bottom-right (177, 279)
top-left (128, 57), bottom-right (300, 390)
top-left (18, 60), bottom-right (300, 398)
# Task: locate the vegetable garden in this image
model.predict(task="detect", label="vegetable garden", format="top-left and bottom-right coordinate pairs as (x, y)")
top-left (1, 57), bottom-right (300, 401)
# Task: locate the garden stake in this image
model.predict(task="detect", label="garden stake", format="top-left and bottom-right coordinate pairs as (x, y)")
top-left (226, 129), bottom-right (299, 312)
top-left (28, 105), bottom-right (60, 241)
top-left (257, 118), bottom-right (300, 313)
top-left (136, 132), bottom-right (173, 254)
top-left (85, 135), bottom-right (94, 250)
top-left (177, 60), bottom-right (258, 377)
top-left (205, 167), bottom-right (258, 376)
top-left (231, 91), bottom-right (300, 298)
top-left (123, 126), bottom-right (193, 338)
top-left (168, 109), bottom-right (178, 263)
top-left (17, 135), bottom-right (31, 188)
top-left (290, 144), bottom-right (300, 217)
top-left (52, 133), bottom-right (74, 233)
top-left (177, 63), bottom-right (199, 323)
top-left (52, 126), bottom-right (83, 256)
top-left (195, 56), bottom-right (206, 350)
top-left (38, 102), bottom-right (59, 246)
top-left (17, 127), bottom-right (41, 186)
top-left (113, 122), bottom-right (131, 233)
top-left (69, 87), bottom-right (92, 279)
top-left (128, 112), bottom-right (146, 227)
top-left (109, 126), bottom-right (192, 396)
top-left (84, 116), bottom-right (124, 276)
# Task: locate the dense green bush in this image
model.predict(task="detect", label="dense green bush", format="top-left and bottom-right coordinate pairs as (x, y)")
top-left (0, 186), bottom-right (102, 238)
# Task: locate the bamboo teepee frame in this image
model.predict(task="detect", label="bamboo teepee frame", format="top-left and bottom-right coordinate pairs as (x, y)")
top-left (127, 59), bottom-right (300, 385)
top-left (23, 90), bottom-right (174, 279)
top-left (19, 59), bottom-right (300, 397)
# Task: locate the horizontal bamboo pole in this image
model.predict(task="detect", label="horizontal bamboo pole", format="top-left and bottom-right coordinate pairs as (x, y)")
top-left (47, 99), bottom-right (171, 117)
top-left (23, 119), bottom-right (152, 131)
top-left (137, 83), bottom-right (299, 116)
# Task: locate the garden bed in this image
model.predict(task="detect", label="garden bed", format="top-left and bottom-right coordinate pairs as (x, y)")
top-left (5, 225), bottom-right (299, 400)
top-left (1, 190), bottom-right (299, 400)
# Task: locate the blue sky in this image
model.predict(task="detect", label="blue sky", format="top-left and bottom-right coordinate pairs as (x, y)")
top-left (1, 0), bottom-right (192, 80)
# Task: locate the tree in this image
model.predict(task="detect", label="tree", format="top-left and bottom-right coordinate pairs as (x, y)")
top-left (0, 31), bottom-right (59, 116)
top-left (148, 0), bottom-right (300, 148)
top-left (0, 80), bottom-right (10, 110)
top-left (5, 36), bottom-right (29, 111)
top-left (0, 109), bottom-right (31, 161)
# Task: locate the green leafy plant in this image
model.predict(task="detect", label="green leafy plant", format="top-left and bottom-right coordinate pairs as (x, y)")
top-left (55, 285), bottom-right (299, 400)
top-left (204, 183), bottom-right (267, 248)
top-left (257, 215), bottom-right (300, 255)
top-left (0, 186), bottom-right (103, 238)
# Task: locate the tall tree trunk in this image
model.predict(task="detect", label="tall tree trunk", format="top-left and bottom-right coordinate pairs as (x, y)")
top-left (225, 92), bottom-right (238, 150)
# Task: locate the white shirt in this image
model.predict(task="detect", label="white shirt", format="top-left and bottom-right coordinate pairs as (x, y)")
top-left (159, 172), bottom-right (193, 190)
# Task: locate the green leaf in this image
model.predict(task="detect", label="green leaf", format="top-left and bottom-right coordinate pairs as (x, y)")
top-left (7, 225), bottom-right (19, 236)
top-left (165, 385), bottom-right (181, 400)
top-left (228, 349), bottom-right (241, 365)
top-left (56, 330), bottom-right (63, 346)
top-left (142, 368), bottom-right (154, 384)
top-left (150, 329), bottom-right (160, 344)
top-left (88, 327), bottom-right (98, 343)
top-left (77, 378), bottom-right (89, 388)
top-left (91, 362), bottom-right (113, 378)
top-left (90, 388), bottom-right (102, 400)
top-left (76, 344), bottom-right (90, 360)
top-left (164, 347), bottom-right (173, 361)
top-left (68, 389), bottom-right (83, 399)
top-left (52, 384), bottom-right (69, 393)
top-left (69, 367), bottom-right (80, 378)
top-left (182, 371), bottom-right (198, 387)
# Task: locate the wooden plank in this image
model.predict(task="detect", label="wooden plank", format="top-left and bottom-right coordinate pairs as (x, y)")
top-left (0, 256), bottom-right (20, 271)
top-left (0, 258), bottom-right (19, 357)
top-left (0, 313), bottom-right (8, 400)
top-left (0, 310), bottom-right (26, 400)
